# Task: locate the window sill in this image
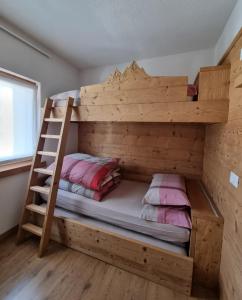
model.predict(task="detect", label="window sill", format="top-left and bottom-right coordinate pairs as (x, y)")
top-left (0, 160), bottom-right (33, 178)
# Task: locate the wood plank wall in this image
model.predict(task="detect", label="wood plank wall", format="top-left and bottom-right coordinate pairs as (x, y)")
top-left (78, 122), bottom-right (205, 181)
top-left (202, 31), bottom-right (242, 300)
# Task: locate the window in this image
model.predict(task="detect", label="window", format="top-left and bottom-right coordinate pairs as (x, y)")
top-left (0, 70), bottom-right (40, 164)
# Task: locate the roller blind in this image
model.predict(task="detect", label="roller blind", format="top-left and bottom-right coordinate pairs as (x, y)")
top-left (0, 73), bottom-right (38, 163)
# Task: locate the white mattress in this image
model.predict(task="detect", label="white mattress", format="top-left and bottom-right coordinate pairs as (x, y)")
top-left (50, 90), bottom-right (80, 107)
top-left (41, 180), bottom-right (190, 244)
top-left (45, 205), bottom-right (187, 256)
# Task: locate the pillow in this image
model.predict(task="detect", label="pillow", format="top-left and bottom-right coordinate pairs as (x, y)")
top-left (45, 174), bottom-right (120, 201)
top-left (141, 204), bottom-right (192, 229)
top-left (48, 153), bottom-right (119, 191)
top-left (143, 173), bottom-right (191, 207)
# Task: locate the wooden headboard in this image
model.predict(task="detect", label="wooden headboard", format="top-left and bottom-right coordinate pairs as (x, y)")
top-left (80, 61), bottom-right (188, 106)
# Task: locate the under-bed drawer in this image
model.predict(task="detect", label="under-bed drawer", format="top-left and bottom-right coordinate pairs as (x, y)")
top-left (49, 215), bottom-right (193, 296)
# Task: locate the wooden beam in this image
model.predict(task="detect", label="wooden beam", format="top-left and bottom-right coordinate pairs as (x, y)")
top-left (52, 99), bottom-right (229, 123)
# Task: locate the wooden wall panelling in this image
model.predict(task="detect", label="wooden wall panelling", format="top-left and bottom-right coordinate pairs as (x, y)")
top-left (78, 122), bottom-right (205, 180)
top-left (202, 30), bottom-right (242, 299)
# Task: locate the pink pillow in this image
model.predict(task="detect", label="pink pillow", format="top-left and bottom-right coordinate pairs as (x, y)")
top-left (141, 204), bottom-right (192, 229)
top-left (143, 173), bottom-right (190, 207)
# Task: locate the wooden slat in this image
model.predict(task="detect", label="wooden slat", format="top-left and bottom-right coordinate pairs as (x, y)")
top-left (41, 134), bottom-right (60, 139)
top-left (34, 168), bottom-right (53, 176)
top-left (26, 204), bottom-right (46, 215)
top-left (30, 185), bottom-right (50, 195)
top-left (22, 223), bottom-right (43, 237)
top-left (52, 99), bottom-right (229, 123)
top-left (44, 118), bottom-right (63, 122)
top-left (81, 86), bottom-right (187, 105)
top-left (37, 151), bottom-right (57, 157)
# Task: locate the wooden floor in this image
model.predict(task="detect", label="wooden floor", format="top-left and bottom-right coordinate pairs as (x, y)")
top-left (0, 235), bottom-right (217, 300)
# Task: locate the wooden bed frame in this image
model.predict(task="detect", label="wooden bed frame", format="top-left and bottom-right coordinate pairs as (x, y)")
top-left (51, 61), bottom-right (230, 123)
top-left (36, 179), bottom-right (223, 296)
top-left (37, 62), bottom-right (226, 295)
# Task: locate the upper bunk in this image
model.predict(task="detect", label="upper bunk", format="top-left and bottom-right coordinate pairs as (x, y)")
top-left (51, 61), bottom-right (230, 123)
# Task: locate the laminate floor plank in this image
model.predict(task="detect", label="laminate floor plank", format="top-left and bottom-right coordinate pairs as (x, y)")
top-left (0, 235), bottom-right (217, 300)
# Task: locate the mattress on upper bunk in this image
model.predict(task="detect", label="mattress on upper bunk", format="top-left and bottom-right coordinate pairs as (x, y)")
top-left (41, 180), bottom-right (190, 244)
top-left (50, 90), bottom-right (80, 107)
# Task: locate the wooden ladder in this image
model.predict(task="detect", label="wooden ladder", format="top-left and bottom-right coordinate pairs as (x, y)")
top-left (16, 97), bottom-right (74, 257)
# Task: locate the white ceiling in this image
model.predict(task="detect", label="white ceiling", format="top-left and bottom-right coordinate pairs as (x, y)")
top-left (0, 0), bottom-right (237, 70)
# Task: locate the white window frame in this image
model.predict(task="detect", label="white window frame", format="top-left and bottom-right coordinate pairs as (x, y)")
top-left (0, 67), bottom-right (41, 165)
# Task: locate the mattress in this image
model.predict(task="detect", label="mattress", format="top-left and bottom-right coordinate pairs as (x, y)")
top-left (44, 205), bottom-right (187, 256)
top-left (50, 90), bottom-right (80, 107)
top-left (41, 180), bottom-right (190, 244)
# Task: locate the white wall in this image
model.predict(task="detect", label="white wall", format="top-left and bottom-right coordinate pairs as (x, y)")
top-left (214, 0), bottom-right (242, 63)
top-left (0, 124), bottom-right (78, 235)
top-left (79, 48), bottom-right (214, 85)
top-left (0, 21), bottom-right (80, 235)
top-left (0, 22), bottom-right (80, 103)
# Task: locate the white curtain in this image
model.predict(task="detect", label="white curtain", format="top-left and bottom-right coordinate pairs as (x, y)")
top-left (0, 75), bottom-right (38, 163)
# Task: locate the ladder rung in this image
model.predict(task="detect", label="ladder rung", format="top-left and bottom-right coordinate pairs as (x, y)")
top-left (44, 118), bottom-right (63, 122)
top-left (30, 186), bottom-right (50, 195)
top-left (34, 168), bottom-right (54, 176)
top-left (26, 204), bottom-right (47, 215)
top-left (22, 223), bottom-right (43, 237)
top-left (37, 151), bottom-right (57, 157)
top-left (41, 134), bottom-right (60, 139)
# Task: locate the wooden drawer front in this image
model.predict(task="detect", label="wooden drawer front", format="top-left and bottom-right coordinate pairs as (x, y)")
top-left (50, 216), bottom-right (193, 296)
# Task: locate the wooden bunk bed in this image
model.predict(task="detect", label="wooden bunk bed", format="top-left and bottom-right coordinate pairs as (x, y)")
top-left (19, 62), bottom-right (228, 296)
top-left (51, 61), bottom-right (230, 123)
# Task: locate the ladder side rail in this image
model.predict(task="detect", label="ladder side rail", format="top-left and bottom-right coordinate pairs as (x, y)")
top-left (16, 98), bottom-right (53, 243)
top-left (39, 97), bottom-right (74, 256)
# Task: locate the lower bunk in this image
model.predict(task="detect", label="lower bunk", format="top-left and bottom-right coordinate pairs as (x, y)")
top-left (37, 178), bottom-right (223, 296)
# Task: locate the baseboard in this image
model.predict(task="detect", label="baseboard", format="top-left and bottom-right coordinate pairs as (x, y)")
top-left (0, 226), bottom-right (18, 242)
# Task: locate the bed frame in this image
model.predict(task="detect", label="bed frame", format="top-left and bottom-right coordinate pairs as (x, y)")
top-left (36, 179), bottom-right (223, 296)
top-left (38, 62), bottom-right (226, 295)
top-left (51, 61), bottom-right (230, 123)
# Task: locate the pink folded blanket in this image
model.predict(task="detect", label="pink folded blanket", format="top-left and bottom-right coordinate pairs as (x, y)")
top-left (143, 173), bottom-right (191, 207)
top-left (141, 204), bottom-right (192, 229)
top-left (46, 174), bottom-right (120, 201)
top-left (48, 153), bottom-right (119, 191)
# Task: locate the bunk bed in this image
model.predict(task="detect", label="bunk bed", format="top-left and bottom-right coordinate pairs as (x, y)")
top-left (31, 62), bottom-right (229, 295)
top-left (51, 61), bottom-right (230, 123)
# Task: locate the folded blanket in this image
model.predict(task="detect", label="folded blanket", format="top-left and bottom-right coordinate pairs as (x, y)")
top-left (48, 153), bottom-right (119, 191)
top-left (143, 173), bottom-right (191, 207)
top-left (141, 204), bottom-right (192, 229)
top-left (45, 174), bottom-right (120, 201)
